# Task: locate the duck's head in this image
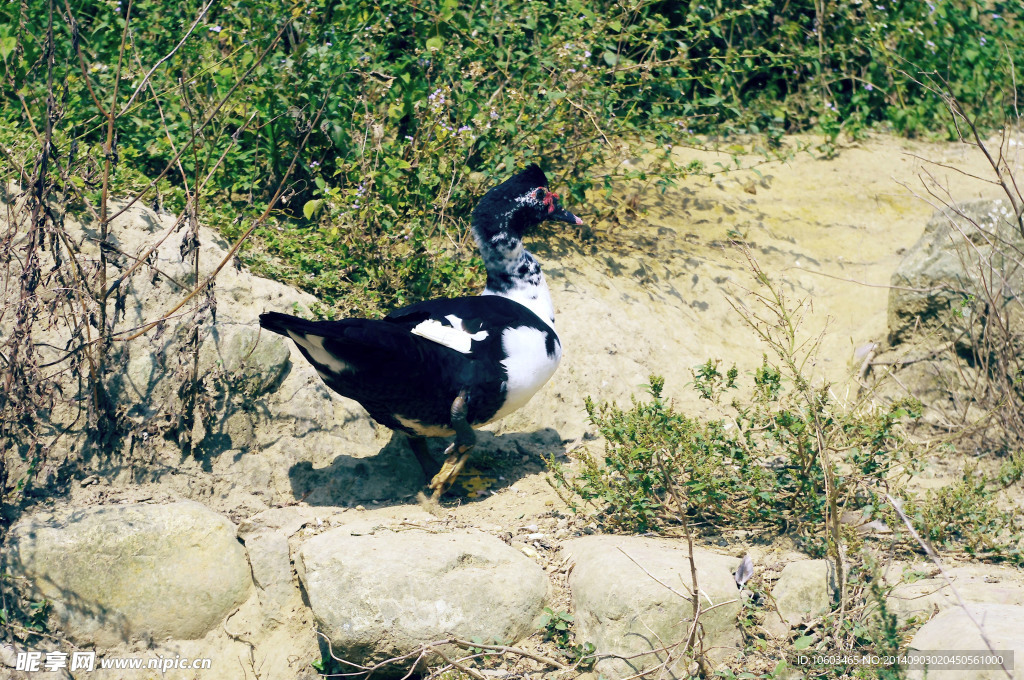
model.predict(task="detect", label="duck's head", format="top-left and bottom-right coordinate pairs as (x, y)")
top-left (471, 164), bottom-right (583, 246)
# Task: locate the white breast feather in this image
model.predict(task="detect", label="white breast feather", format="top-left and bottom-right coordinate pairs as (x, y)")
top-left (411, 315), bottom-right (488, 354)
top-left (488, 325), bottom-right (562, 423)
top-left (484, 279), bottom-right (556, 326)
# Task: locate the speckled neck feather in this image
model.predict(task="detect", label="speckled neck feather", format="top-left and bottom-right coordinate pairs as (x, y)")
top-left (471, 170), bottom-right (556, 325)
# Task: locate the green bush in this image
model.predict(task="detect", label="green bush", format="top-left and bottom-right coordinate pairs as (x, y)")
top-left (549, 365), bottom-right (921, 535)
top-left (902, 465), bottom-right (1024, 564)
top-left (2, 1), bottom-right (1021, 315)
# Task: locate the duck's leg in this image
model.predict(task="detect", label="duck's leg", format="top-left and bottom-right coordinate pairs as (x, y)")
top-left (428, 389), bottom-right (475, 500)
top-left (407, 436), bottom-right (435, 482)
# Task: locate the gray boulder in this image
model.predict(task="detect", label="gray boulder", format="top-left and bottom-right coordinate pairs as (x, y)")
top-left (0, 196), bottom-right (427, 504)
top-left (888, 199), bottom-right (1023, 347)
top-left (885, 563), bottom-right (1024, 624)
top-left (297, 530), bottom-right (548, 675)
top-left (764, 559), bottom-right (835, 638)
top-left (907, 603), bottom-right (1024, 680)
top-left (563, 535), bottom-right (742, 679)
top-left (5, 501), bottom-right (252, 646)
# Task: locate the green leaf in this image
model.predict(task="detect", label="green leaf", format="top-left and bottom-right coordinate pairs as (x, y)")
top-left (425, 36), bottom-right (444, 51)
top-left (303, 199), bottom-right (324, 220)
top-left (608, 19), bottom-right (622, 32)
top-left (0, 36), bottom-right (15, 61)
top-left (440, 0), bottom-right (458, 20)
top-left (602, 50), bottom-right (619, 66)
top-left (793, 635), bottom-right (814, 650)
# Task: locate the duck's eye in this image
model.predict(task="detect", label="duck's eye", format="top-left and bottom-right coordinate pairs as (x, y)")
top-left (533, 188), bottom-right (546, 201)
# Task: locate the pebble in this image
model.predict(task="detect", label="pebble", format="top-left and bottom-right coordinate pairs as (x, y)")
top-left (519, 544), bottom-right (539, 559)
top-left (521, 524), bottom-right (540, 534)
top-left (0, 643), bottom-right (19, 668)
top-left (527, 533), bottom-right (546, 541)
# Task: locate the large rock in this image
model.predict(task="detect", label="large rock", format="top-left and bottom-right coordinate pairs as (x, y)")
top-left (0, 196), bottom-right (428, 504)
top-left (879, 198), bottom-right (1024, 441)
top-left (885, 563), bottom-right (1024, 624)
top-left (297, 530), bottom-right (548, 675)
top-left (888, 199), bottom-right (1023, 347)
top-left (563, 536), bottom-right (742, 679)
top-left (764, 559), bottom-right (835, 638)
top-left (5, 501), bottom-right (252, 646)
top-left (906, 603), bottom-right (1024, 680)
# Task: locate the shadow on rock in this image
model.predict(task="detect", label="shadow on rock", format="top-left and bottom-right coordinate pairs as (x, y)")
top-left (287, 427), bottom-right (565, 506)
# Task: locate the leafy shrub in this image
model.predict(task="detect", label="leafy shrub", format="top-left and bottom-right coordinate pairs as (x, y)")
top-left (902, 465), bottom-right (1024, 564)
top-left (549, 365), bottom-right (919, 535)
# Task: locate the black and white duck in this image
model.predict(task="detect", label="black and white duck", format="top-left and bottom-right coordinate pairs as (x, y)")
top-left (259, 164), bottom-right (581, 498)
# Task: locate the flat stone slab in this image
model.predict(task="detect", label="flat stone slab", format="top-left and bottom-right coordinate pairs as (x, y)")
top-left (563, 535), bottom-right (742, 679)
top-left (5, 501), bottom-right (252, 646)
top-left (297, 530), bottom-right (547, 675)
top-left (907, 603), bottom-right (1024, 680)
top-left (885, 563), bottom-right (1024, 624)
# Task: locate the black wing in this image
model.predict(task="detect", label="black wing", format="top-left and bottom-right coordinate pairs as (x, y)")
top-left (259, 312), bottom-right (505, 430)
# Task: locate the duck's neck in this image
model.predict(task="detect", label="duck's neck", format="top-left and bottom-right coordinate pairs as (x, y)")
top-left (474, 230), bottom-right (556, 327)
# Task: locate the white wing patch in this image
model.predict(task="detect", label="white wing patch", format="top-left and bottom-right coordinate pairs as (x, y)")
top-left (488, 325), bottom-right (561, 423)
top-left (287, 331), bottom-right (351, 374)
top-left (411, 314), bottom-right (488, 354)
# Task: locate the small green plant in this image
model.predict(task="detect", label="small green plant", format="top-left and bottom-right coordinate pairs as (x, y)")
top-left (0, 577), bottom-right (51, 641)
top-left (692, 359), bottom-right (738, 402)
top-left (25, 599), bottom-right (49, 633)
top-left (550, 373), bottom-right (780, 533)
top-left (995, 451), bottom-right (1024, 487)
top-left (537, 607), bottom-right (595, 665)
top-left (538, 607), bottom-right (574, 647)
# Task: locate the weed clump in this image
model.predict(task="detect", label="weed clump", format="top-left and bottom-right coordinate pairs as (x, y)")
top-left (550, 364), bottom-right (919, 537)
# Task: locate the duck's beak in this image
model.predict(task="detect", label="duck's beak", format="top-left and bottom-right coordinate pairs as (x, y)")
top-left (550, 206), bottom-right (584, 225)
top-left (543, 191), bottom-right (584, 225)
